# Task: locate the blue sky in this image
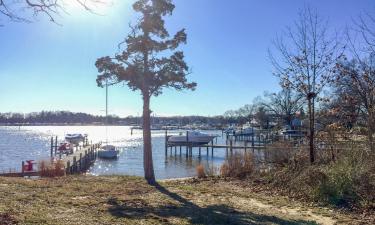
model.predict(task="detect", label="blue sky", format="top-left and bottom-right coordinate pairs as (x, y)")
top-left (0, 0), bottom-right (374, 117)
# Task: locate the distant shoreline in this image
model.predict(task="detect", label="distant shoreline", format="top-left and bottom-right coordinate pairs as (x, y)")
top-left (0, 123), bottom-right (131, 126)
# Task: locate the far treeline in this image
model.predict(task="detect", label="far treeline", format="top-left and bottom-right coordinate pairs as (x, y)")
top-left (0, 111), bottom-right (230, 126)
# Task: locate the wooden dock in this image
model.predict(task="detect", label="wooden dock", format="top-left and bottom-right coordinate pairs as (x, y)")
top-left (0, 137), bottom-right (101, 177)
top-left (46, 136), bottom-right (102, 174)
top-left (62, 143), bottom-right (101, 175)
top-left (164, 130), bottom-right (267, 158)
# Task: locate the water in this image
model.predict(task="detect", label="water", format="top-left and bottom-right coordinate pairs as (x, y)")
top-left (0, 126), bottom-right (231, 179)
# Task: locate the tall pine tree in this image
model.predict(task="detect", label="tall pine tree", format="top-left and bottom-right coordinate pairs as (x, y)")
top-left (95, 0), bottom-right (196, 184)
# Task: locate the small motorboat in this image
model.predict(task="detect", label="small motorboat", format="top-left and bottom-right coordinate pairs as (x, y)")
top-left (98, 145), bottom-right (119, 159)
top-left (57, 142), bottom-right (73, 155)
top-left (168, 131), bottom-right (216, 145)
top-left (65, 134), bottom-right (85, 145)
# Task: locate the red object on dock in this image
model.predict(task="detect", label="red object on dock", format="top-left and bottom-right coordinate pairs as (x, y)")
top-left (23, 160), bottom-right (35, 172)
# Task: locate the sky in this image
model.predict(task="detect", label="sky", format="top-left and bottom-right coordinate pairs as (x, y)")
top-left (0, 0), bottom-right (374, 117)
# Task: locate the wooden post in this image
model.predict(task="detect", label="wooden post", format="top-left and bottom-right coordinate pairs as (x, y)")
top-left (245, 141), bottom-right (247, 152)
top-left (79, 153), bottom-right (82, 172)
top-left (198, 147), bottom-right (201, 158)
top-left (206, 146), bottom-right (209, 156)
top-left (55, 136), bottom-right (58, 155)
top-left (230, 140), bottom-right (233, 154)
top-left (84, 150), bottom-right (88, 170)
top-left (165, 130), bottom-right (168, 156)
top-left (50, 137), bottom-right (53, 157)
top-left (73, 156), bottom-right (77, 173)
top-left (21, 161), bottom-right (25, 177)
top-left (252, 134), bottom-right (255, 152)
top-left (66, 160), bottom-right (71, 174)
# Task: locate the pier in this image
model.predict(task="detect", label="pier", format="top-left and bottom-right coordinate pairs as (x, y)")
top-left (0, 136), bottom-right (101, 177)
top-left (164, 130), bottom-right (267, 158)
top-left (48, 136), bottom-right (102, 174)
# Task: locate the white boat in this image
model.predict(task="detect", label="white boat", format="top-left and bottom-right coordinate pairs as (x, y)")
top-left (65, 134), bottom-right (85, 145)
top-left (98, 145), bottom-right (119, 159)
top-left (98, 80), bottom-right (120, 160)
top-left (168, 131), bottom-right (216, 145)
top-left (241, 127), bottom-right (256, 135)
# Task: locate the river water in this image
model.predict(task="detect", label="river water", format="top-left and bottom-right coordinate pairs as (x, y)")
top-left (0, 126), bottom-right (232, 179)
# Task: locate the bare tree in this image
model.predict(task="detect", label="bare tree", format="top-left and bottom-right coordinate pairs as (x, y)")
top-left (355, 12), bottom-right (375, 54)
top-left (333, 12), bottom-right (375, 152)
top-left (261, 88), bottom-right (304, 127)
top-left (269, 7), bottom-right (339, 163)
top-left (0, 0), bottom-right (105, 24)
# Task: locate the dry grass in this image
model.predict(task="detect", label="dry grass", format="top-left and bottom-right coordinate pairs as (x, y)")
top-left (264, 141), bottom-right (375, 211)
top-left (38, 160), bottom-right (65, 177)
top-left (264, 141), bottom-right (296, 166)
top-left (196, 165), bottom-right (206, 178)
top-left (0, 176), bottom-right (367, 225)
top-left (0, 212), bottom-right (17, 225)
top-left (220, 152), bottom-right (254, 179)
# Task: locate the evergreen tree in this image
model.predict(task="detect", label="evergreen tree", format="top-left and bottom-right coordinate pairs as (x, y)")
top-left (95, 0), bottom-right (196, 183)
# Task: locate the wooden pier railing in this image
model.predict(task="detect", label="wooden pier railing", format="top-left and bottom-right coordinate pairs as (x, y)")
top-left (64, 143), bottom-right (101, 174)
top-left (0, 138), bottom-right (101, 177)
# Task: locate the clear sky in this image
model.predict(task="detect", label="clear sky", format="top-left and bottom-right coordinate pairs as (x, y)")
top-left (0, 0), bottom-right (374, 117)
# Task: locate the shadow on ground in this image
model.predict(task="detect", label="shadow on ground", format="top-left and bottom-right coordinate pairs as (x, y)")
top-left (107, 182), bottom-right (318, 225)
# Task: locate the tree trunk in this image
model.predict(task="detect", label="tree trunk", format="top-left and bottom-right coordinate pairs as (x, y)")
top-left (368, 114), bottom-right (374, 152)
top-left (142, 93), bottom-right (155, 184)
top-left (308, 97), bottom-right (315, 163)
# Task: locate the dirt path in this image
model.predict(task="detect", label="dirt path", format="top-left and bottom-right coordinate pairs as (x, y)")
top-left (165, 179), bottom-right (364, 225)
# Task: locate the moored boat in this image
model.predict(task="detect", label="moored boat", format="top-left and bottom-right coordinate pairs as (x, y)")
top-left (65, 134), bottom-right (85, 145)
top-left (168, 131), bottom-right (216, 145)
top-left (98, 145), bottom-right (119, 159)
top-left (57, 142), bottom-right (73, 155)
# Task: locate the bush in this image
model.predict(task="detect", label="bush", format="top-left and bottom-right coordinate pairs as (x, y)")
top-left (314, 162), bottom-right (357, 207)
top-left (264, 141), bottom-right (296, 166)
top-left (196, 165), bottom-right (206, 178)
top-left (39, 160), bottom-right (65, 177)
top-left (266, 142), bottom-right (375, 210)
top-left (220, 152), bottom-right (254, 179)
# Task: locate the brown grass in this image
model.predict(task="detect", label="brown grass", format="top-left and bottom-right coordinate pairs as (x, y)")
top-left (0, 176), bottom-right (366, 225)
top-left (196, 165), bottom-right (206, 178)
top-left (38, 160), bottom-right (65, 177)
top-left (220, 152), bottom-right (254, 179)
top-left (0, 212), bottom-right (18, 225)
top-left (264, 141), bottom-right (296, 166)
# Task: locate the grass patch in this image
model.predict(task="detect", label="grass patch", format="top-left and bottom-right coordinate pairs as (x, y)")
top-left (0, 175), bottom-right (355, 225)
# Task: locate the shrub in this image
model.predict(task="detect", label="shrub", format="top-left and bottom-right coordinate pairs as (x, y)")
top-left (220, 152), bottom-right (254, 179)
top-left (314, 151), bottom-right (375, 209)
top-left (314, 162), bottom-right (357, 207)
top-left (264, 141), bottom-right (295, 166)
top-left (204, 164), bottom-right (219, 177)
top-left (39, 160), bottom-right (65, 178)
top-left (196, 165), bottom-right (206, 178)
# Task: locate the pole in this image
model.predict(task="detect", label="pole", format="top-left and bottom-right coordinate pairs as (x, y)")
top-left (50, 137), bottom-right (53, 158)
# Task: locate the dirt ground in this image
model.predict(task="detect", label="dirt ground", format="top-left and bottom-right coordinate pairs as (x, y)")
top-left (0, 176), bottom-right (371, 225)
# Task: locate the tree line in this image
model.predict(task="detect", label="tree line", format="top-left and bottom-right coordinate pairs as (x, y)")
top-left (0, 111), bottom-right (231, 126)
